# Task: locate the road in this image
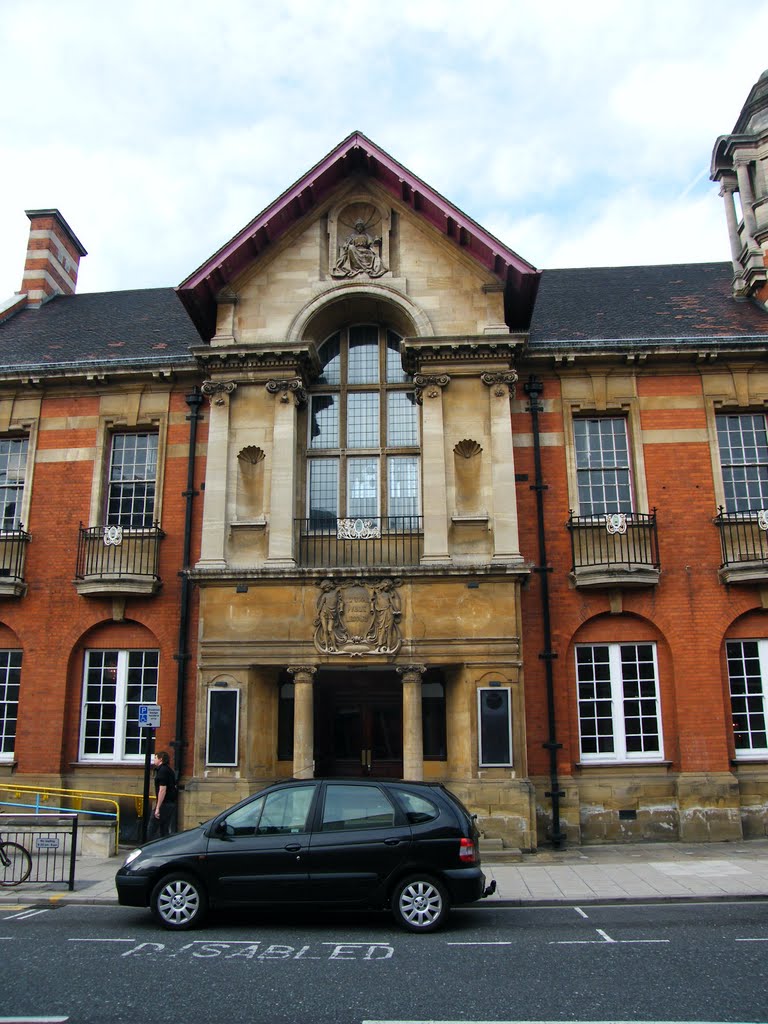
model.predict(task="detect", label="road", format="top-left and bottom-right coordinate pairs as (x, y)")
top-left (1, 900), bottom-right (767, 1023)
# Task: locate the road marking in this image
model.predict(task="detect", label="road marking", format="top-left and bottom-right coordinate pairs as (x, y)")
top-left (552, 927), bottom-right (670, 946)
top-left (574, 906), bottom-right (589, 918)
top-left (446, 942), bottom-right (514, 946)
top-left (68, 938), bottom-right (136, 943)
top-left (3, 909), bottom-right (49, 921)
top-left (735, 937), bottom-right (768, 942)
top-left (0, 1018), bottom-right (69, 1023)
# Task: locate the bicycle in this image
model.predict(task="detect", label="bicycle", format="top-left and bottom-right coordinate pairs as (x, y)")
top-left (0, 834), bottom-right (32, 886)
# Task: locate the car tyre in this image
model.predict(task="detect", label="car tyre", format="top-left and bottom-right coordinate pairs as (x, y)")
top-left (150, 872), bottom-right (207, 930)
top-left (392, 874), bottom-right (449, 932)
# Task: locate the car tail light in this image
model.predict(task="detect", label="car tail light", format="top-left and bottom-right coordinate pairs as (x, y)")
top-left (459, 837), bottom-right (477, 863)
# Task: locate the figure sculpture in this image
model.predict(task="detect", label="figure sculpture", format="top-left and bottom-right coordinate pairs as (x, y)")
top-left (332, 220), bottom-right (387, 278)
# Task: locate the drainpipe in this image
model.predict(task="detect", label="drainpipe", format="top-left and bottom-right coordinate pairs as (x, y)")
top-left (171, 388), bottom-right (203, 782)
top-left (523, 375), bottom-right (565, 849)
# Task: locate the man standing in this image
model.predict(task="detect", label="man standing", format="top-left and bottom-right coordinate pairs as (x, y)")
top-left (148, 751), bottom-right (177, 839)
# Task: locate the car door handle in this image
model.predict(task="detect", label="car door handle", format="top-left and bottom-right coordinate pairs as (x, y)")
top-left (383, 838), bottom-right (401, 846)
top-left (284, 843), bottom-right (302, 852)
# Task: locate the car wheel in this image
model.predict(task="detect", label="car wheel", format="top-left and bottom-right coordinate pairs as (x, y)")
top-left (392, 875), bottom-right (449, 932)
top-left (150, 873), bottom-right (207, 930)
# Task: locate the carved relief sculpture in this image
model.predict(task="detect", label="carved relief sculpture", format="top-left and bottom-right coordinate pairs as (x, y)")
top-left (313, 578), bottom-right (402, 656)
top-left (331, 215), bottom-right (388, 279)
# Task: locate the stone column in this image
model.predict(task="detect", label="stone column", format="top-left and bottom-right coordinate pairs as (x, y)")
top-left (398, 664), bottom-right (426, 780)
top-left (197, 381), bottom-right (236, 568)
top-left (288, 665), bottom-right (316, 779)
top-left (482, 371), bottom-right (522, 562)
top-left (720, 182), bottom-right (744, 269)
top-left (735, 158), bottom-right (759, 244)
top-left (265, 378), bottom-right (306, 566)
top-left (414, 375), bottom-right (450, 563)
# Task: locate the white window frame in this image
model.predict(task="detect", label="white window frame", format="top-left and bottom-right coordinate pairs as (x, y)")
top-left (79, 649), bottom-right (159, 763)
top-left (726, 638), bottom-right (768, 759)
top-left (477, 687), bottom-right (513, 767)
top-left (715, 412), bottom-right (768, 513)
top-left (105, 431), bottom-right (159, 529)
top-left (0, 650), bottom-right (22, 761)
top-left (0, 438), bottom-right (29, 532)
top-left (576, 642), bottom-right (663, 763)
top-left (573, 416), bottom-right (634, 516)
top-left (206, 687), bottom-right (240, 767)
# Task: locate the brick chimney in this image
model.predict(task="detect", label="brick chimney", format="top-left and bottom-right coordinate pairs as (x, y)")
top-left (21, 209), bottom-right (87, 307)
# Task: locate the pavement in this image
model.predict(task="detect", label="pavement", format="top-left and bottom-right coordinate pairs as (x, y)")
top-left (5, 838), bottom-right (768, 907)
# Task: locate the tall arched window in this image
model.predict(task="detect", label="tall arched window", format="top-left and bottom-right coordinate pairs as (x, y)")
top-left (307, 325), bottom-right (420, 528)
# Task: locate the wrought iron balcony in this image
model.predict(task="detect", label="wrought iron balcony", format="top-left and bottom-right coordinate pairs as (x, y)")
top-left (567, 510), bottom-right (660, 588)
top-left (0, 526), bottom-right (31, 597)
top-left (296, 516), bottom-right (423, 568)
top-left (74, 523), bottom-right (164, 596)
top-left (714, 507), bottom-right (768, 584)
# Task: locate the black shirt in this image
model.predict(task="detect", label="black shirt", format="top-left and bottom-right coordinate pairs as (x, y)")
top-left (154, 763), bottom-right (177, 803)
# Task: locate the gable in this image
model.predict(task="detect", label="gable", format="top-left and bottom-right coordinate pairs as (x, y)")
top-left (178, 132), bottom-right (539, 340)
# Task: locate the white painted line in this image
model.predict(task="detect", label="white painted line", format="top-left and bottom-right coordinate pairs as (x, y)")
top-left (68, 937), bottom-right (135, 943)
top-left (0, 1018), bottom-right (69, 1023)
top-left (596, 928), bottom-right (615, 943)
top-left (574, 906), bottom-right (589, 918)
top-left (446, 941), bottom-right (514, 946)
top-left (363, 1020), bottom-right (757, 1024)
top-left (3, 909), bottom-right (49, 921)
top-left (735, 937), bottom-right (768, 942)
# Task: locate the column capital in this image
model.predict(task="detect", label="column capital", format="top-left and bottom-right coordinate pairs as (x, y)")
top-left (201, 379), bottom-right (237, 406)
top-left (288, 665), bottom-right (316, 683)
top-left (266, 377), bottom-right (307, 407)
top-left (397, 664), bottom-right (427, 684)
top-left (414, 374), bottom-right (450, 405)
top-left (481, 370), bottom-right (518, 398)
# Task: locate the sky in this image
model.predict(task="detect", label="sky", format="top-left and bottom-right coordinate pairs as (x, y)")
top-left (1, 0), bottom-right (767, 299)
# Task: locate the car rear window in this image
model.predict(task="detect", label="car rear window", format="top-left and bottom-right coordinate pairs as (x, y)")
top-left (391, 788), bottom-right (440, 825)
top-left (320, 784), bottom-right (396, 831)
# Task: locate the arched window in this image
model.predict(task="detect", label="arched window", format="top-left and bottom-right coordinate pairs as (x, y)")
top-left (306, 325), bottom-right (420, 528)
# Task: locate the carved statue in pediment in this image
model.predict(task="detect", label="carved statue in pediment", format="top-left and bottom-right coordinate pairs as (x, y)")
top-left (313, 577), bottom-right (402, 655)
top-left (331, 213), bottom-right (388, 279)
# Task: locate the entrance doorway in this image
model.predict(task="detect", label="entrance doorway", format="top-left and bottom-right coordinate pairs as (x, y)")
top-left (314, 671), bottom-right (403, 778)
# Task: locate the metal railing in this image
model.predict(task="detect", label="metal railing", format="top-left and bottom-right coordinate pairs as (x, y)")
top-left (0, 783), bottom-right (145, 849)
top-left (567, 510), bottom-right (660, 572)
top-left (0, 526), bottom-right (31, 582)
top-left (75, 522), bottom-right (164, 581)
top-left (296, 516), bottom-right (424, 567)
top-left (0, 813), bottom-right (78, 889)
top-left (714, 508), bottom-right (768, 567)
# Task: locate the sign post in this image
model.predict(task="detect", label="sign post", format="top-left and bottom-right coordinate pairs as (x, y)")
top-left (139, 704), bottom-right (161, 843)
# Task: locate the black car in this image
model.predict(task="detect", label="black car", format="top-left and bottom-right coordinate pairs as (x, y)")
top-left (116, 778), bottom-right (496, 932)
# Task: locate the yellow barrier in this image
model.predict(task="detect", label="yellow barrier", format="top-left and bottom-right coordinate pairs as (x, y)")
top-left (0, 784), bottom-right (145, 850)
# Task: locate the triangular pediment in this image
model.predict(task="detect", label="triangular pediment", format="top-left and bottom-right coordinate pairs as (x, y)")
top-left (177, 132), bottom-right (538, 339)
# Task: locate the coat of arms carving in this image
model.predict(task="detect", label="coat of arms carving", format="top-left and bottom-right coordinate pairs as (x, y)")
top-left (314, 578), bottom-right (402, 656)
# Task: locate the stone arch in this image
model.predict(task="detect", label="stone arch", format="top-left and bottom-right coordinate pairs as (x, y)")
top-left (286, 282), bottom-right (433, 347)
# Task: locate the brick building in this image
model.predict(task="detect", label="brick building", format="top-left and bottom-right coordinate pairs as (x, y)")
top-left (2, 71), bottom-right (768, 846)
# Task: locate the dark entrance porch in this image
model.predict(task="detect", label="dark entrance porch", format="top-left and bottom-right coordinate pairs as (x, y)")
top-left (314, 670), bottom-right (403, 778)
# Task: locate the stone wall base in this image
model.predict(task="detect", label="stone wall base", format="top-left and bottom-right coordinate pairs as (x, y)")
top-left (533, 769), bottom-right (753, 844)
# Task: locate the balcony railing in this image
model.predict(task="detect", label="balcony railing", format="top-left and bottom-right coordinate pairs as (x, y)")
top-left (714, 508), bottom-right (768, 583)
top-left (75, 523), bottom-right (164, 596)
top-left (0, 526), bottom-right (31, 595)
top-left (567, 510), bottom-right (660, 587)
top-left (296, 516), bottom-right (423, 568)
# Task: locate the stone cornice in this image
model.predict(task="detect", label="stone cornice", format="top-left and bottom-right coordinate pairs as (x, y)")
top-left (402, 334), bottom-right (525, 374)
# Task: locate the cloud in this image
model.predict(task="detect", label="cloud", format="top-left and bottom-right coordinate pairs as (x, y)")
top-left (0, 0), bottom-right (764, 299)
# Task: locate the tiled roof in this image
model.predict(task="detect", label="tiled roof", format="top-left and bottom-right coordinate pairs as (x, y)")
top-left (0, 288), bottom-right (200, 371)
top-left (528, 262), bottom-right (768, 346)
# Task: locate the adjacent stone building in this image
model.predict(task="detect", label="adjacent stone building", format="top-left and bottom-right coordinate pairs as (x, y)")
top-left (3, 71), bottom-right (768, 846)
